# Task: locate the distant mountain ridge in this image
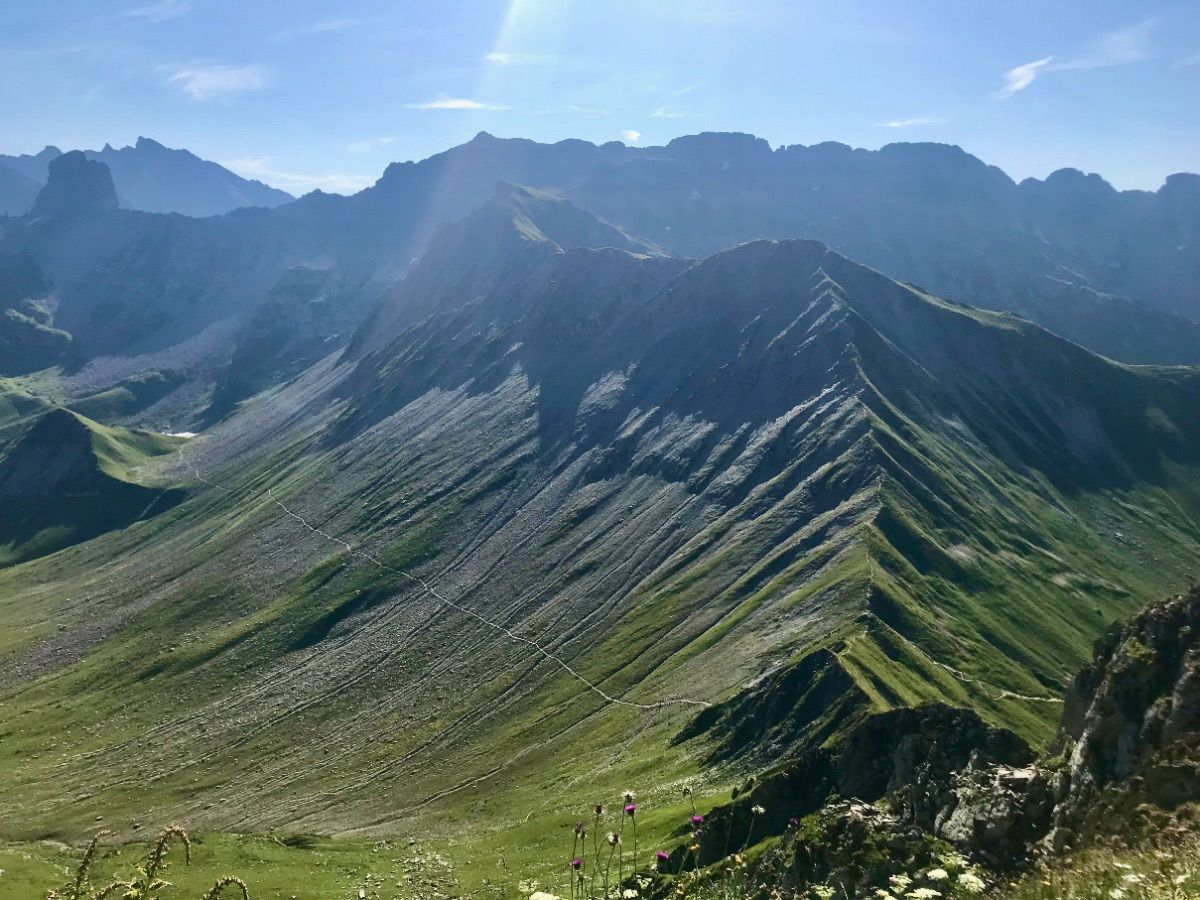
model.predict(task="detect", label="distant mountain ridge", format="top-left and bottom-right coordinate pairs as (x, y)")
top-left (0, 137), bottom-right (292, 217)
top-left (0, 130), bottom-right (1197, 437)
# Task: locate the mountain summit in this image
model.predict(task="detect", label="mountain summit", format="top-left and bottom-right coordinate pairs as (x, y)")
top-left (29, 151), bottom-right (118, 219)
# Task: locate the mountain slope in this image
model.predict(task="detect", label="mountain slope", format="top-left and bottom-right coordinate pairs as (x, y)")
top-left (0, 408), bottom-right (186, 564)
top-left (0, 226), bottom-right (1197, 849)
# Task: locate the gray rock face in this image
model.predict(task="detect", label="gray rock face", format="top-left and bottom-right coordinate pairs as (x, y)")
top-left (1052, 587), bottom-right (1200, 833)
top-left (932, 761), bottom-right (1053, 866)
top-left (931, 587), bottom-right (1200, 859)
top-left (30, 151), bottom-right (118, 219)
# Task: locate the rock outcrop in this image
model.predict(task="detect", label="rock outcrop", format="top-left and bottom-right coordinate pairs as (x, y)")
top-left (29, 151), bottom-right (119, 219)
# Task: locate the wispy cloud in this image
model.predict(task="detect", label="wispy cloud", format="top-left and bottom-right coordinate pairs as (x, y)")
top-left (484, 51), bottom-right (559, 65)
top-left (221, 156), bottom-right (375, 195)
top-left (876, 115), bottom-right (946, 128)
top-left (1056, 18), bottom-right (1155, 70)
top-left (669, 82), bottom-right (703, 97)
top-left (166, 63), bottom-right (267, 101)
top-left (346, 136), bottom-right (394, 154)
top-left (651, 106), bottom-right (685, 118)
top-left (992, 20), bottom-right (1156, 99)
top-left (123, 0), bottom-right (192, 22)
top-left (271, 19), bottom-right (363, 44)
top-left (404, 97), bottom-right (508, 110)
top-left (621, 129), bottom-right (641, 142)
top-left (992, 56), bottom-right (1054, 98)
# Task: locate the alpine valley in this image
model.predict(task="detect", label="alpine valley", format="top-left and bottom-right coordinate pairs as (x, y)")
top-left (1, 131), bottom-right (1199, 899)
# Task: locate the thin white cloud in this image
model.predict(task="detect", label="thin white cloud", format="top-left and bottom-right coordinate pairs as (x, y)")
top-left (484, 51), bottom-right (559, 65)
top-left (221, 157), bottom-right (374, 195)
top-left (346, 136), bottom-right (395, 154)
top-left (1056, 18), bottom-right (1155, 71)
top-left (876, 115), bottom-right (946, 128)
top-left (167, 64), bottom-right (267, 102)
top-left (670, 82), bottom-right (703, 97)
top-left (621, 129), bottom-right (641, 142)
top-left (405, 98), bottom-right (508, 110)
top-left (651, 107), bottom-right (685, 118)
top-left (992, 20), bottom-right (1156, 99)
top-left (992, 56), bottom-right (1054, 98)
top-left (123, 0), bottom-right (192, 22)
top-left (271, 19), bottom-right (363, 44)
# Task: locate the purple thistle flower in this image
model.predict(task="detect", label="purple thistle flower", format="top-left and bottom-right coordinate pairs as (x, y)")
top-left (788, 817), bottom-right (800, 828)
top-left (575, 820), bottom-right (587, 836)
top-left (570, 858), bottom-right (582, 870)
top-left (691, 815), bottom-right (704, 825)
top-left (624, 804), bottom-right (637, 816)
top-left (594, 803), bottom-right (604, 816)
top-left (656, 851), bottom-right (670, 862)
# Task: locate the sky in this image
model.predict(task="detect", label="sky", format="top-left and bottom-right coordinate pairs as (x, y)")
top-left (1, 0), bottom-right (1197, 194)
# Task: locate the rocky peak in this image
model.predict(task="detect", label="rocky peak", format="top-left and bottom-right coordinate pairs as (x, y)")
top-left (29, 150), bottom-right (118, 219)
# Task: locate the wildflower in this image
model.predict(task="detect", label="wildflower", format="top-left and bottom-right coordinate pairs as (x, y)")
top-left (691, 815), bottom-right (704, 826)
top-left (623, 790), bottom-right (636, 803)
top-left (956, 873), bottom-right (984, 894)
top-left (688, 844), bottom-right (700, 852)
top-left (956, 873), bottom-right (985, 894)
top-left (682, 786), bottom-right (693, 796)
top-left (1109, 890), bottom-right (1125, 900)
top-left (575, 820), bottom-right (586, 836)
top-left (751, 805), bottom-right (765, 815)
top-left (890, 875), bottom-right (912, 891)
top-left (570, 859), bottom-right (582, 870)
top-left (813, 886), bottom-right (835, 900)
top-left (908, 889), bottom-right (940, 900)
top-left (594, 804), bottom-right (604, 816)
top-left (656, 851), bottom-right (671, 863)
top-left (925, 869), bottom-right (949, 881)
top-left (788, 817), bottom-right (799, 828)
top-left (875, 892), bottom-right (896, 900)
top-left (623, 890), bottom-right (639, 899)
top-left (625, 804), bottom-right (638, 816)
top-left (607, 832), bottom-right (621, 846)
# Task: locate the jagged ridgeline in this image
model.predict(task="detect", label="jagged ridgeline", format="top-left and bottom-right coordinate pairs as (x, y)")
top-left (1, 181), bottom-right (1198, 848)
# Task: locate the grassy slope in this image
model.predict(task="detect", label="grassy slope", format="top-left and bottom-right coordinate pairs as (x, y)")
top-left (0, 244), bottom-right (1197, 894)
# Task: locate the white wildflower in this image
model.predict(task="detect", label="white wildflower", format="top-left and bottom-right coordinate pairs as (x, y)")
top-left (622, 890), bottom-right (639, 899)
top-left (909, 889), bottom-right (941, 900)
top-left (751, 804), bottom-right (766, 815)
top-left (813, 886), bottom-right (834, 900)
top-left (926, 869), bottom-right (949, 881)
top-left (956, 872), bottom-right (985, 894)
top-left (890, 875), bottom-right (913, 891)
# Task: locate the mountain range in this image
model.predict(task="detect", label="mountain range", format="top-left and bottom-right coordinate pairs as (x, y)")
top-left (0, 137), bottom-right (292, 217)
top-left (0, 132), bottom-right (1198, 865)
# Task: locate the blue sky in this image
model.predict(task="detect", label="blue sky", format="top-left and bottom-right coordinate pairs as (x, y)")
top-left (1, 0), bottom-right (1197, 194)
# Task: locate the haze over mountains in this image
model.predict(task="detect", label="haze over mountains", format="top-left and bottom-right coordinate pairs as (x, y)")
top-left (0, 137), bottom-right (292, 217)
top-left (0, 130), bottom-right (1198, 849)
